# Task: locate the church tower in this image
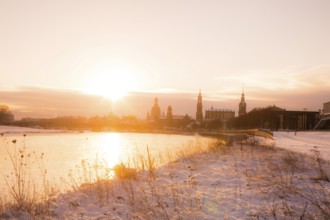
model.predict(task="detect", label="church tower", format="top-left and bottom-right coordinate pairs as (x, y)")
top-left (151, 97), bottom-right (161, 120)
top-left (167, 105), bottom-right (173, 121)
top-left (196, 90), bottom-right (203, 122)
top-left (238, 91), bottom-right (247, 117)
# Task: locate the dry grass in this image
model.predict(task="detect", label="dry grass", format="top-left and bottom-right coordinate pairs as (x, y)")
top-left (72, 136), bottom-right (329, 219)
top-left (239, 138), bottom-right (330, 219)
top-left (0, 135), bottom-right (57, 217)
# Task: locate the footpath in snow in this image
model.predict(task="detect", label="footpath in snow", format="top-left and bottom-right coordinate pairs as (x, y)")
top-left (273, 131), bottom-right (330, 161)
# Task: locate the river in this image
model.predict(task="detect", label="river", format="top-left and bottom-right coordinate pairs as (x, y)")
top-left (0, 131), bottom-right (215, 195)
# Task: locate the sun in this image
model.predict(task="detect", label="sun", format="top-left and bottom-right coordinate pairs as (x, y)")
top-left (83, 64), bottom-right (139, 100)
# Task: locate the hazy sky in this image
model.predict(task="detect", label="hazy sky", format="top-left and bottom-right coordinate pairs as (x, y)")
top-left (1, 0), bottom-right (330, 119)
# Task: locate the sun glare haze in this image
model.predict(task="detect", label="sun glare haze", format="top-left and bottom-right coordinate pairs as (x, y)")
top-left (0, 0), bottom-right (330, 117)
top-left (82, 63), bottom-right (140, 101)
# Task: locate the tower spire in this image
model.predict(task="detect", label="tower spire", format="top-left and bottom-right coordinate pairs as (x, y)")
top-left (238, 88), bottom-right (247, 117)
top-left (196, 90), bottom-right (203, 123)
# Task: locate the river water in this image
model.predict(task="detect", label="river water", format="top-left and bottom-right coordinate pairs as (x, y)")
top-left (0, 132), bottom-right (215, 194)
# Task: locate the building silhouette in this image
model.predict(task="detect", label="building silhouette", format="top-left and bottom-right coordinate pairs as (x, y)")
top-left (324, 101), bottom-right (330, 115)
top-left (144, 88), bottom-right (322, 131)
top-left (238, 91), bottom-right (247, 117)
top-left (233, 105), bottom-right (319, 130)
top-left (167, 105), bottom-right (173, 125)
top-left (150, 97), bottom-right (161, 120)
top-left (205, 107), bottom-right (235, 122)
top-left (194, 90), bottom-right (235, 129)
top-left (196, 90), bottom-right (203, 123)
top-left (314, 101), bottom-right (330, 129)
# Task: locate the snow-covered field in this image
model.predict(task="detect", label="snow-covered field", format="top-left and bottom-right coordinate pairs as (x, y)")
top-left (273, 131), bottom-right (330, 161)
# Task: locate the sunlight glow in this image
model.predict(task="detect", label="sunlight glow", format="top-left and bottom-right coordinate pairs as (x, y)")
top-left (95, 133), bottom-right (124, 168)
top-left (83, 64), bottom-right (140, 100)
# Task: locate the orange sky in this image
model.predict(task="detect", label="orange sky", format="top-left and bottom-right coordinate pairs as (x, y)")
top-left (1, 0), bottom-right (330, 119)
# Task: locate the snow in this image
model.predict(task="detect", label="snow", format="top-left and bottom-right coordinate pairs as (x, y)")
top-left (0, 125), bottom-right (64, 134)
top-left (47, 142), bottom-right (330, 219)
top-left (273, 131), bottom-right (330, 161)
top-left (1, 130), bottom-right (330, 219)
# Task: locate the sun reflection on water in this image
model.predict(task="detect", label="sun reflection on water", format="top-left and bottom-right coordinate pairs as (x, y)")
top-left (92, 133), bottom-right (124, 168)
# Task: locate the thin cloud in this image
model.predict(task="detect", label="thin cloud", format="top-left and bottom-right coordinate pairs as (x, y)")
top-left (1, 79), bottom-right (328, 120)
top-left (0, 87), bottom-right (113, 119)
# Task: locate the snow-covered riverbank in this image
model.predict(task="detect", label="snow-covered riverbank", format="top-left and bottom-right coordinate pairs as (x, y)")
top-left (0, 125), bottom-right (64, 134)
top-left (1, 133), bottom-right (329, 219)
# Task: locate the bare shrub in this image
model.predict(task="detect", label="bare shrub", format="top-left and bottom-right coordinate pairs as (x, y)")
top-left (310, 146), bottom-right (329, 182)
top-left (2, 139), bottom-right (36, 212)
top-left (251, 145), bottom-right (330, 219)
top-left (0, 135), bottom-right (55, 217)
top-left (113, 163), bottom-right (137, 179)
top-left (146, 146), bottom-right (156, 180)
